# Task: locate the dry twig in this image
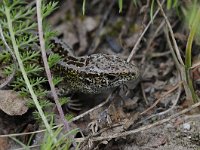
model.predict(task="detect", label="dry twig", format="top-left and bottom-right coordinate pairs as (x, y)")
top-left (140, 81), bottom-right (182, 115)
top-left (157, 0), bottom-right (194, 103)
top-left (141, 19), bottom-right (165, 64)
top-left (127, 0), bottom-right (165, 62)
top-left (0, 25), bottom-right (17, 89)
top-left (81, 98), bottom-right (200, 142)
top-left (71, 93), bottom-right (113, 122)
top-left (139, 79), bottom-right (182, 124)
top-left (88, 0), bottom-right (115, 54)
top-left (36, 0), bottom-right (70, 133)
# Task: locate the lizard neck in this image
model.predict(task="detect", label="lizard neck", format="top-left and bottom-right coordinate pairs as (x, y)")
top-left (51, 38), bottom-right (87, 68)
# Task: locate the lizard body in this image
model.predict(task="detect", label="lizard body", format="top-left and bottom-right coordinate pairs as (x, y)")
top-left (48, 38), bottom-right (140, 94)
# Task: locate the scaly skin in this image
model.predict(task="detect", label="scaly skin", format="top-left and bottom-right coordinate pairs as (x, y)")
top-left (48, 38), bottom-right (140, 94)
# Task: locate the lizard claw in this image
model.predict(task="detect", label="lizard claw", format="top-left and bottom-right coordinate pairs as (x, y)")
top-left (65, 98), bottom-right (82, 112)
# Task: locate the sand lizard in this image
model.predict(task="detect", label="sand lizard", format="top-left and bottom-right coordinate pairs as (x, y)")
top-left (48, 38), bottom-right (140, 94)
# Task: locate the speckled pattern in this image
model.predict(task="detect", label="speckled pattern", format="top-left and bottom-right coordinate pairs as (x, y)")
top-left (49, 38), bottom-right (140, 93)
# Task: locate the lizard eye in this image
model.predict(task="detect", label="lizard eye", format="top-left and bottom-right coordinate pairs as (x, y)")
top-left (107, 74), bottom-right (116, 81)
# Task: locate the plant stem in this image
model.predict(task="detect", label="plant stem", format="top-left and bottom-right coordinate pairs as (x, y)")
top-left (185, 29), bottom-right (197, 102)
top-left (4, 5), bottom-right (56, 143)
top-left (36, 0), bottom-right (71, 132)
top-left (184, 7), bottom-right (200, 102)
top-left (185, 27), bottom-right (195, 69)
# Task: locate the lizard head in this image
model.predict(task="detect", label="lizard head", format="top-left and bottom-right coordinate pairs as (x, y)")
top-left (79, 54), bottom-right (140, 93)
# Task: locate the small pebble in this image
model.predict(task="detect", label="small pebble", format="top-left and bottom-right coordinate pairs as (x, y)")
top-left (183, 123), bottom-right (191, 130)
top-left (166, 123), bottom-right (173, 128)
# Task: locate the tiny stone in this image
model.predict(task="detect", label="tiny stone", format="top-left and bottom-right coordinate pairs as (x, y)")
top-left (166, 123), bottom-right (173, 128)
top-left (183, 123), bottom-right (191, 130)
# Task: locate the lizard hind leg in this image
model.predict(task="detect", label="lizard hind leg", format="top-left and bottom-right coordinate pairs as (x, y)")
top-left (56, 90), bottom-right (83, 113)
top-left (64, 98), bottom-right (82, 113)
top-left (46, 88), bottom-right (83, 113)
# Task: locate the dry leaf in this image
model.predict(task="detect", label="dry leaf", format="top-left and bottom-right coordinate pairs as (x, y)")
top-left (0, 90), bottom-right (28, 115)
top-left (0, 137), bottom-right (9, 150)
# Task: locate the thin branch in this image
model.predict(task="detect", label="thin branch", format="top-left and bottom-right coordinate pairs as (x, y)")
top-left (0, 124), bottom-right (62, 138)
top-left (141, 83), bottom-right (148, 104)
top-left (36, 0), bottom-right (70, 132)
top-left (140, 77), bottom-right (182, 123)
top-left (164, 28), bottom-right (181, 68)
top-left (159, 0), bottom-right (194, 102)
top-left (140, 81), bottom-right (182, 115)
top-left (156, 0), bottom-right (184, 65)
top-left (2, 95), bottom-right (200, 143)
top-left (191, 61), bottom-right (200, 69)
top-left (89, 98), bottom-right (200, 141)
top-left (4, 3), bottom-right (56, 142)
top-left (87, 0), bottom-right (115, 54)
top-left (0, 24), bottom-right (16, 89)
top-left (141, 19), bottom-right (165, 64)
top-left (156, 80), bottom-right (182, 116)
top-left (71, 92), bottom-right (113, 122)
top-left (127, 0), bottom-right (165, 62)
top-left (0, 70), bottom-right (15, 89)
